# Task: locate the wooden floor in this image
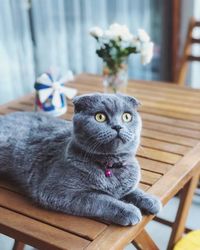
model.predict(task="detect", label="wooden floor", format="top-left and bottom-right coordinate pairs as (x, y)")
top-left (0, 74), bottom-right (200, 250)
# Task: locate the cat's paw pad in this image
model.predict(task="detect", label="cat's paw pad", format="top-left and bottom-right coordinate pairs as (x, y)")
top-left (142, 195), bottom-right (162, 215)
top-left (116, 205), bottom-right (142, 226)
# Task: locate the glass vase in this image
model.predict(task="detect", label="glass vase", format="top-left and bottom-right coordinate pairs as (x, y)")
top-left (103, 62), bottom-right (128, 93)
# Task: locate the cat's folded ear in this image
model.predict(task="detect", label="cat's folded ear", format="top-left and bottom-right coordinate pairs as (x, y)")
top-left (117, 94), bottom-right (141, 108)
top-left (72, 93), bottom-right (100, 113)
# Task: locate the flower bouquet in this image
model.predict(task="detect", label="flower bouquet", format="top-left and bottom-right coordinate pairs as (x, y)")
top-left (90, 23), bottom-right (154, 93)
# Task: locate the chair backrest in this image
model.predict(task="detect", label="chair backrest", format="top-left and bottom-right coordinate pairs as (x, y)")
top-left (177, 18), bottom-right (200, 85)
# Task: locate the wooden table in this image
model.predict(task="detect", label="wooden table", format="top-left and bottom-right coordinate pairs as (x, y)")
top-left (0, 74), bottom-right (200, 250)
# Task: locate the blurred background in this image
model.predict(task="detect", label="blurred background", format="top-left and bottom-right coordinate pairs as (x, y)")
top-left (0, 1), bottom-right (200, 250)
top-left (0, 0), bottom-right (200, 104)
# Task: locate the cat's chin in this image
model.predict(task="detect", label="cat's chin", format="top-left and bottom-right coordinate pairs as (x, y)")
top-left (103, 135), bottom-right (138, 154)
top-left (101, 138), bottom-right (128, 152)
top-left (110, 137), bottom-right (126, 147)
top-left (102, 133), bottom-right (129, 145)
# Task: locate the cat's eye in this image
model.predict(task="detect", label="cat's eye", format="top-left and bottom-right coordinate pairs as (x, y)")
top-left (95, 113), bottom-right (106, 122)
top-left (122, 112), bottom-right (132, 122)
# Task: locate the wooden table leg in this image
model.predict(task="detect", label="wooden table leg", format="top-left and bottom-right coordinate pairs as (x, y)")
top-left (132, 229), bottom-right (159, 250)
top-left (167, 175), bottom-right (199, 250)
top-left (12, 241), bottom-right (25, 250)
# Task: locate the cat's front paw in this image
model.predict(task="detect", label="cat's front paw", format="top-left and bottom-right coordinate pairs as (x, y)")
top-left (142, 195), bottom-right (162, 215)
top-left (116, 204), bottom-right (142, 226)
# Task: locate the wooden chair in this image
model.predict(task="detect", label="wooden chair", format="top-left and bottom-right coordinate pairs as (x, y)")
top-left (177, 18), bottom-right (200, 85)
top-left (177, 17), bottom-right (200, 199)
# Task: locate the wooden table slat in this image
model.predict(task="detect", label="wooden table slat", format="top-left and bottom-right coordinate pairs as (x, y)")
top-left (138, 183), bottom-right (151, 191)
top-left (0, 188), bottom-right (106, 241)
top-left (140, 113), bottom-right (200, 131)
top-left (130, 85), bottom-right (200, 102)
top-left (138, 157), bottom-right (172, 175)
top-left (126, 89), bottom-right (200, 107)
top-left (148, 143), bottom-right (200, 202)
top-left (140, 100), bottom-right (200, 116)
top-left (143, 120), bottom-right (200, 139)
top-left (140, 170), bottom-right (162, 185)
top-left (137, 147), bottom-right (181, 164)
top-left (140, 138), bottom-right (190, 155)
top-left (0, 207), bottom-right (90, 250)
top-left (141, 106), bottom-right (200, 122)
top-left (142, 128), bottom-right (199, 147)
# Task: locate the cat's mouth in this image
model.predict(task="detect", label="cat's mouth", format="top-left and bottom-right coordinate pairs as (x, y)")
top-left (99, 132), bottom-right (129, 145)
top-left (115, 133), bottom-right (126, 143)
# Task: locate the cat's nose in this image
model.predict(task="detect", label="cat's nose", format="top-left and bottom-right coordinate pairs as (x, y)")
top-left (112, 125), bottom-right (122, 132)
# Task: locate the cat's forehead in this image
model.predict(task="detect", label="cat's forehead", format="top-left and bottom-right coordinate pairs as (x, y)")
top-left (92, 94), bottom-right (133, 113)
top-left (96, 94), bottom-right (123, 109)
top-left (73, 93), bottom-right (139, 114)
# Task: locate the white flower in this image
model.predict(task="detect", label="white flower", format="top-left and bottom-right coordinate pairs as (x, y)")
top-left (121, 32), bottom-right (133, 42)
top-left (104, 23), bottom-right (133, 42)
top-left (104, 29), bottom-right (116, 40)
top-left (89, 26), bottom-right (103, 38)
top-left (109, 23), bottom-right (125, 36)
top-left (132, 38), bottom-right (141, 51)
top-left (138, 29), bottom-right (150, 42)
top-left (140, 42), bottom-right (154, 65)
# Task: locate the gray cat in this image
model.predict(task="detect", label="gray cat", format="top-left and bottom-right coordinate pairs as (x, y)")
top-left (0, 93), bottom-right (161, 226)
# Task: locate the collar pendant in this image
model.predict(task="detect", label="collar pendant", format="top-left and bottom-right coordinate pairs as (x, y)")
top-left (105, 168), bottom-right (112, 177)
top-left (105, 162), bottom-right (112, 177)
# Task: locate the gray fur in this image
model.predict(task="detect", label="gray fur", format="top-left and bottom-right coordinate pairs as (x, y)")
top-left (0, 93), bottom-right (162, 226)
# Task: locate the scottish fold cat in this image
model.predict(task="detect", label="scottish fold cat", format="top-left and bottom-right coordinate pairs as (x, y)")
top-left (0, 93), bottom-right (161, 226)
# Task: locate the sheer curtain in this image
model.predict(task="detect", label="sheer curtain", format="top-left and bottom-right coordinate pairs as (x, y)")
top-left (0, 0), bottom-right (35, 104)
top-left (0, 0), bottom-right (162, 104)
